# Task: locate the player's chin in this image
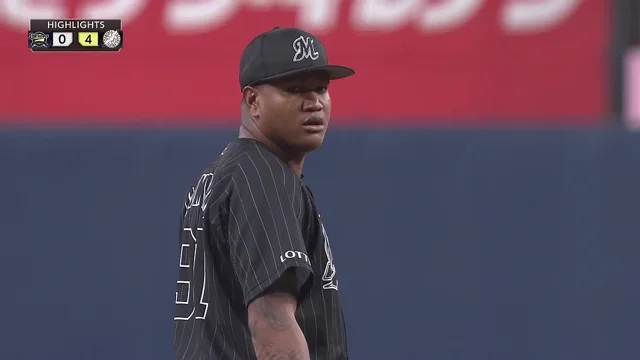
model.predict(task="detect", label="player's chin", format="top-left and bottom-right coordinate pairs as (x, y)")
top-left (294, 131), bottom-right (326, 152)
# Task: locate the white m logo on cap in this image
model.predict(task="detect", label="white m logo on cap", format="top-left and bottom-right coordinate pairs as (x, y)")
top-left (292, 36), bottom-right (319, 62)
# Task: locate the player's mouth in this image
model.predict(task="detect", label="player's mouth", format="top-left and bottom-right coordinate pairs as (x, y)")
top-left (302, 116), bottom-right (325, 133)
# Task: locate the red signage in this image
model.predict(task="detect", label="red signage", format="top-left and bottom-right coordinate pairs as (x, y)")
top-left (0, 0), bottom-right (609, 126)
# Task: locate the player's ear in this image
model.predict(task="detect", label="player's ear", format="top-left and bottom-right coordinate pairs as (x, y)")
top-left (242, 86), bottom-right (260, 119)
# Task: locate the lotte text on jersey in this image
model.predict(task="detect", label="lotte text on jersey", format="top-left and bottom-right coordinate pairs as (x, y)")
top-left (173, 138), bottom-right (348, 360)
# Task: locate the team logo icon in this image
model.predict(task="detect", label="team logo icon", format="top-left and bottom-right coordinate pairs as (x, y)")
top-left (28, 31), bottom-right (49, 48)
top-left (102, 30), bottom-right (121, 49)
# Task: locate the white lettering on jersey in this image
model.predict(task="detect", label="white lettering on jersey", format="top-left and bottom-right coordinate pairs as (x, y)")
top-left (174, 227), bottom-right (209, 321)
top-left (280, 250), bottom-right (311, 265)
top-left (320, 223), bottom-right (338, 291)
top-left (185, 173), bottom-right (214, 213)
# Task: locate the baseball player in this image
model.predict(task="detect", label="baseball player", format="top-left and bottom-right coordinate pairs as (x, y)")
top-left (174, 27), bottom-right (355, 360)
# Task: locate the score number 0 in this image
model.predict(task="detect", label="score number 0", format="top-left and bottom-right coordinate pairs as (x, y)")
top-left (52, 32), bottom-right (73, 47)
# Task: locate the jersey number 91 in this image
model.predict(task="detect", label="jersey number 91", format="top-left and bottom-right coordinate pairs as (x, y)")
top-left (175, 227), bottom-right (209, 321)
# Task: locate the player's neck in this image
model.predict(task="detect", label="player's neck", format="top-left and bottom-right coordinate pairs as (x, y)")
top-left (238, 126), bottom-right (305, 177)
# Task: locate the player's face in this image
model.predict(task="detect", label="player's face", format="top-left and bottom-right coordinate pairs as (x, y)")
top-left (256, 71), bottom-right (332, 153)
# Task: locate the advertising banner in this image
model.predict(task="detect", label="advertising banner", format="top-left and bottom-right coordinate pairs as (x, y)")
top-left (0, 0), bottom-right (608, 125)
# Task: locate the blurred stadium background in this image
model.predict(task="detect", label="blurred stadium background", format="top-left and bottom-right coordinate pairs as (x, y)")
top-left (1, 1), bottom-right (639, 359)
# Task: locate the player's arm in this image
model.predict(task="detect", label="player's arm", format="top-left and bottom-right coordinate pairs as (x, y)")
top-left (226, 154), bottom-right (313, 358)
top-left (247, 270), bottom-right (311, 360)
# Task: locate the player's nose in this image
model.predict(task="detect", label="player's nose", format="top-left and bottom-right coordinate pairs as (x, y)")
top-left (302, 93), bottom-right (323, 112)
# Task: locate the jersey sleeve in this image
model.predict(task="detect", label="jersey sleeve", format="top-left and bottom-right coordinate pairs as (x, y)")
top-left (227, 155), bottom-right (313, 307)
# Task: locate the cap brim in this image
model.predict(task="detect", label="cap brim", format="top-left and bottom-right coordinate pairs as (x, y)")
top-left (320, 65), bottom-right (356, 80)
top-left (250, 65), bottom-right (355, 86)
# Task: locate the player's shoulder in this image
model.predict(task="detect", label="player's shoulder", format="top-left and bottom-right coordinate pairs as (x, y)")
top-left (228, 138), bottom-right (297, 184)
top-left (234, 138), bottom-right (282, 165)
top-left (182, 139), bottom-right (252, 194)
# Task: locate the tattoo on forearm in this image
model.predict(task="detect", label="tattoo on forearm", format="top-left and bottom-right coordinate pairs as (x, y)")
top-left (250, 293), bottom-right (307, 360)
top-left (254, 294), bottom-right (294, 331)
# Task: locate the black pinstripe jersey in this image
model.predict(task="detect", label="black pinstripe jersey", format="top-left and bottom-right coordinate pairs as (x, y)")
top-left (173, 138), bottom-right (348, 360)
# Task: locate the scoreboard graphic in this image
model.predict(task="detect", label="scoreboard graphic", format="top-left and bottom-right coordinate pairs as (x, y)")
top-left (28, 19), bottom-right (123, 52)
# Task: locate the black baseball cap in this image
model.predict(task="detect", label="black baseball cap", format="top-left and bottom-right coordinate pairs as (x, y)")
top-left (239, 27), bottom-right (355, 90)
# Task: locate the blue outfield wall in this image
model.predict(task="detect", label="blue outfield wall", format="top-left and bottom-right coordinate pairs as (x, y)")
top-left (0, 128), bottom-right (639, 360)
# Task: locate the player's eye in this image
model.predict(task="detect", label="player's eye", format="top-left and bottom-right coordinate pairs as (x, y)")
top-left (286, 85), bottom-right (328, 94)
top-left (287, 86), bottom-right (304, 93)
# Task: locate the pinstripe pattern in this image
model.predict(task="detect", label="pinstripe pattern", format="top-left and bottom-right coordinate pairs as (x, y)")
top-left (174, 138), bottom-right (348, 360)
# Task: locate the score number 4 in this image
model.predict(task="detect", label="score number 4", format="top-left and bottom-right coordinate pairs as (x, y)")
top-left (78, 32), bottom-right (99, 47)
